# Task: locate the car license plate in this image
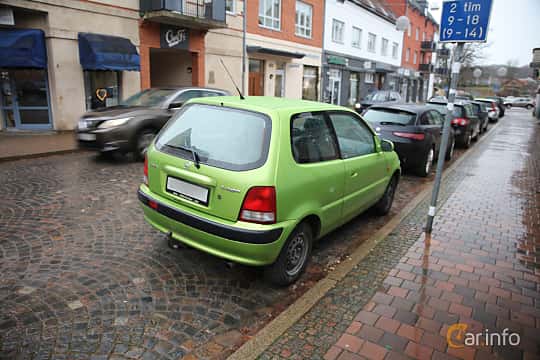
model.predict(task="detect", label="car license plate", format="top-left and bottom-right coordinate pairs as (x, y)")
top-left (78, 133), bottom-right (96, 141)
top-left (166, 176), bottom-right (209, 205)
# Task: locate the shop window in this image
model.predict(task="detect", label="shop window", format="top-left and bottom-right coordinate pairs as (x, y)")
top-left (302, 65), bottom-right (318, 101)
top-left (349, 73), bottom-right (359, 105)
top-left (295, 1), bottom-right (312, 38)
top-left (83, 71), bottom-right (121, 110)
top-left (365, 73), bottom-right (374, 84)
top-left (226, 0), bottom-right (235, 13)
top-left (259, 0), bottom-right (281, 30)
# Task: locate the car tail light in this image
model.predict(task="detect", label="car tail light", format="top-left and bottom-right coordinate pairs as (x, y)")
top-left (451, 118), bottom-right (469, 126)
top-left (491, 102), bottom-right (497, 112)
top-left (143, 155), bottom-right (148, 186)
top-left (392, 132), bottom-right (425, 141)
top-left (239, 186), bottom-right (276, 224)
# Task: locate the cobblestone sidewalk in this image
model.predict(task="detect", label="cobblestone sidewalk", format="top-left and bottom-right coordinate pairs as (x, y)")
top-left (260, 111), bottom-right (540, 360)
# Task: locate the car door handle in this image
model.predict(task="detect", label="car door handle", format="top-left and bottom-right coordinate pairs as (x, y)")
top-left (351, 172), bottom-right (358, 178)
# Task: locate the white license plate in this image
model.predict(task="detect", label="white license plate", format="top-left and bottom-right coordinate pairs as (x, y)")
top-left (166, 176), bottom-right (209, 205)
top-left (78, 133), bottom-right (96, 141)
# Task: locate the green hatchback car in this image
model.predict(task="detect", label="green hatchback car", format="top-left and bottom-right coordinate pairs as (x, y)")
top-left (138, 96), bottom-right (400, 285)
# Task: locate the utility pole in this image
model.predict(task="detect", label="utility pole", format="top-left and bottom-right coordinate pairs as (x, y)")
top-left (241, 0), bottom-right (247, 94)
top-left (425, 42), bottom-right (464, 233)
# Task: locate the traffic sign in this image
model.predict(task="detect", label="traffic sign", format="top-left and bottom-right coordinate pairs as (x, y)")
top-left (440, 0), bottom-right (493, 43)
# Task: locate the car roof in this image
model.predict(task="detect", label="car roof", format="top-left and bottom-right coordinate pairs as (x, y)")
top-left (187, 96), bottom-right (349, 113)
top-left (369, 103), bottom-right (430, 114)
top-left (428, 100), bottom-right (467, 107)
top-left (151, 86), bottom-right (229, 93)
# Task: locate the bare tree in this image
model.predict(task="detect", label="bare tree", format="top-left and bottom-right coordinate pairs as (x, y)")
top-left (455, 42), bottom-right (490, 67)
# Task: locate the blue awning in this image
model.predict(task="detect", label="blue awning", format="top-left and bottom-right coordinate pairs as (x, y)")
top-left (78, 33), bottom-right (140, 71)
top-left (0, 29), bottom-right (47, 68)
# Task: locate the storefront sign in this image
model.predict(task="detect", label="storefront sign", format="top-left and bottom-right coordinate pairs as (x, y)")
top-left (364, 61), bottom-right (372, 70)
top-left (160, 25), bottom-right (189, 49)
top-left (404, 69), bottom-right (411, 77)
top-left (327, 55), bottom-right (348, 66)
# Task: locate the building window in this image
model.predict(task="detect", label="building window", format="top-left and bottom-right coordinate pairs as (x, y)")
top-left (413, 51), bottom-right (418, 64)
top-left (392, 42), bottom-right (399, 59)
top-left (381, 38), bottom-right (389, 56)
top-left (295, 1), bottom-right (312, 38)
top-left (367, 33), bottom-right (376, 53)
top-left (422, 31), bottom-right (426, 41)
top-left (332, 19), bottom-right (345, 43)
top-left (259, 0), bottom-right (281, 30)
top-left (405, 48), bottom-right (410, 62)
top-left (302, 65), bottom-right (318, 101)
top-left (416, 27), bottom-right (419, 41)
top-left (84, 71), bottom-right (121, 110)
top-left (352, 27), bottom-right (362, 48)
top-left (226, 0), bottom-right (235, 13)
top-left (365, 73), bottom-right (374, 84)
top-left (408, 25), bottom-right (411, 37)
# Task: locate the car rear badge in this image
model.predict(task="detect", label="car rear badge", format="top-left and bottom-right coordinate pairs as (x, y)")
top-left (220, 185), bottom-right (241, 193)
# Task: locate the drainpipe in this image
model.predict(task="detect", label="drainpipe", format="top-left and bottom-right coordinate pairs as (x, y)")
top-left (242, 0), bottom-right (247, 94)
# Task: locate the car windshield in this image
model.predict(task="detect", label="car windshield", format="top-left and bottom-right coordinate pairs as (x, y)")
top-left (120, 88), bottom-right (177, 107)
top-left (363, 92), bottom-right (387, 102)
top-left (363, 108), bottom-right (416, 125)
top-left (155, 104), bottom-right (271, 171)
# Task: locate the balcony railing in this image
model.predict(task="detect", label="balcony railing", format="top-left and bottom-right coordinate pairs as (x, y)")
top-left (420, 41), bottom-right (436, 52)
top-left (437, 48), bottom-right (450, 57)
top-left (435, 68), bottom-right (449, 76)
top-left (140, 0), bottom-right (226, 28)
top-left (419, 63), bottom-right (434, 73)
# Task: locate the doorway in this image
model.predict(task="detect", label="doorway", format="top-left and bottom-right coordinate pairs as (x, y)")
top-left (274, 62), bottom-right (285, 97)
top-left (150, 48), bottom-right (193, 87)
top-left (0, 69), bottom-right (52, 130)
top-left (329, 69), bottom-right (341, 105)
top-left (249, 59), bottom-right (264, 96)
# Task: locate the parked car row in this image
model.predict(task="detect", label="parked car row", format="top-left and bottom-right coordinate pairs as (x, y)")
top-left (75, 88), bottom-right (498, 286)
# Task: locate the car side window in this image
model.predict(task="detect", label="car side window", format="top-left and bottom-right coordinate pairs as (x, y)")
top-left (328, 112), bottom-right (375, 158)
top-left (419, 112), bottom-right (431, 125)
top-left (291, 112), bottom-right (340, 163)
top-left (429, 110), bottom-right (443, 125)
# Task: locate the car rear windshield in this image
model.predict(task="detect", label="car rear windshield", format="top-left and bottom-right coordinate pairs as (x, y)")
top-left (155, 104), bottom-right (271, 171)
top-left (363, 108), bottom-right (416, 125)
top-left (427, 103), bottom-right (463, 117)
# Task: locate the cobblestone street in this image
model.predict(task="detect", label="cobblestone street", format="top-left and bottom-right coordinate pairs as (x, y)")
top-left (261, 109), bottom-right (540, 360)
top-left (1, 110), bottom-right (538, 360)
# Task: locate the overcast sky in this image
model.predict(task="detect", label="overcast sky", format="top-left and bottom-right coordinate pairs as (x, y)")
top-left (429, 0), bottom-right (540, 66)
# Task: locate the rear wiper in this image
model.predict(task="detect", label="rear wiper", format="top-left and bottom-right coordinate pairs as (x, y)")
top-left (165, 144), bottom-right (201, 168)
top-left (379, 121), bottom-right (406, 126)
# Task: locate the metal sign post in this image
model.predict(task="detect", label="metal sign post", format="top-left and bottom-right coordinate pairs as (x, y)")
top-left (425, 0), bottom-right (492, 233)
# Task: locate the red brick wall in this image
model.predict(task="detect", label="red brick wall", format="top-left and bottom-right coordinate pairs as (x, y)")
top-left (139, 21), bottom-right (206, 89)
top-left (247, 0), bottom-right (323, 48)
top-left (385, 1), bottom-right (438, 71)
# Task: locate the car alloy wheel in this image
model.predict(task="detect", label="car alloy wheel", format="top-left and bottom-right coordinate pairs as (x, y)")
top-left (425, 148), bottom-right (434, 174)
top-left (285, 233), bottom-right (309, 277)
top-left (446, 139), bottom-right (455, 160)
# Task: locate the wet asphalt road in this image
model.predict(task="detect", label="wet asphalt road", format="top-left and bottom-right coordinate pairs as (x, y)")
top-left (0, 110), bottom-right (523, 359)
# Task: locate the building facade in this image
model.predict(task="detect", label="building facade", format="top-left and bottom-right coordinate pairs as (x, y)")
top-left (386, 0), bottom-right (439, 103)
top-left (322, 0), bottom-right (403, 106)
top-left (0, 0), bottom-right (141, 131)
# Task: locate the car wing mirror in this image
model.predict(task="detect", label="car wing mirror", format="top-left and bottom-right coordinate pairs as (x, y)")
top-left (380, 139), bottom-right (394, 152)
top-left (168, 102), bottom-right (183, 110)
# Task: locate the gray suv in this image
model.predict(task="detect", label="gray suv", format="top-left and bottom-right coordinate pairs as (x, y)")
top-left (77, 87), bottom-right (229, 159)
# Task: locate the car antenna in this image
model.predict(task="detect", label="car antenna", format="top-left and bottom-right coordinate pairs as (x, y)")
top-left (219, 58), bottom-right (245, 100)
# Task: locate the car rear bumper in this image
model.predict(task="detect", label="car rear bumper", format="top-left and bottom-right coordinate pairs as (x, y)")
top-left (391, 141), bottom-right (429, 169)
top-left (138, 186), bottom-right (292, 266)
top-left (76, 127), bottom-right (132, 152)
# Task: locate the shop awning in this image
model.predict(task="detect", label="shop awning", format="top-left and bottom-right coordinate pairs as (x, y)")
top-left (247, 46), bottom-right (305, 59)
top-left (0, 29), bottom-right (47, 68)
top-left (78, 33), bottom-right (140, 71)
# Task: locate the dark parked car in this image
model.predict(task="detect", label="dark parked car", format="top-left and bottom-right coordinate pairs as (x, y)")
top-left (483, 96), bottom-right (505, 117)
top-left (354, 90), bottom-right (402, 113)
top-left (77, 87), bottom-right (229, 159)
top-left (427, 101), bottom-right (481, 148)
top-left (470, 101), bottom-right (489, 133)
top-left (363, 104), bottom-right (455, 177)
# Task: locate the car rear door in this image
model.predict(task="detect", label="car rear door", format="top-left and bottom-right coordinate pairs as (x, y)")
top-left (418, 110), bottom-right (441, 151)
top-left (327, 111), bottom-right (388, 222)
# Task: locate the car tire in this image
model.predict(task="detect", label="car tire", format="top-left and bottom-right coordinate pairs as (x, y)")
top-left (506, 104), bottom-right (512, 109)
top-left (134, 128), bottom-right (156, 161)
top-left (373, 175), bottom-right (398, 216)
top-left (264, 223), bottom-right (312, 286)
top-left (445, 138), bottom-right (455, 161)
top-left (461, 131), bottom-right (472, 149)
top-left (526, 104), bottom-right (533, 110)
top-left (416, 147), bottom-right (434, 177)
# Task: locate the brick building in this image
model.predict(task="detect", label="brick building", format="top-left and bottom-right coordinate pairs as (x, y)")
top-left (385, 0), bottom-right (439, 102)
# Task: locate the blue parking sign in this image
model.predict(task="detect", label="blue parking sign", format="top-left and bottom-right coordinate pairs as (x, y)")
top-left (440, 0), bottom-right (493, 42)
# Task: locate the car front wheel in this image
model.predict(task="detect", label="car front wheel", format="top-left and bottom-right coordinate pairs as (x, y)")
top-left (416, 147), bottom-right (434, 177)
top-left (265, 223), bottom-right (312, 286)
top-left (373, 175), bottom-right (398, 215)
top-left (526, 104), bottom-right (533, 110)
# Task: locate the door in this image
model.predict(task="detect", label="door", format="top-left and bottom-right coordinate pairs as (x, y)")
top-left (274, 62), bottom-right (285, 97)
top-left (418, 110), bottom-right (442, 152)
top-left (328, 111), bottom-right (388, 221)
top-left (0, 69), bottom-right (52, 130)
top-left (248, 59), bottom-right (264, 96)
top-left (329, 69), bottom-right (341, 105)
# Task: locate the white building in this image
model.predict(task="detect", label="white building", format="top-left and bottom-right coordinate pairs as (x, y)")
top-left (322, 0), bottom-right (403, 106)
